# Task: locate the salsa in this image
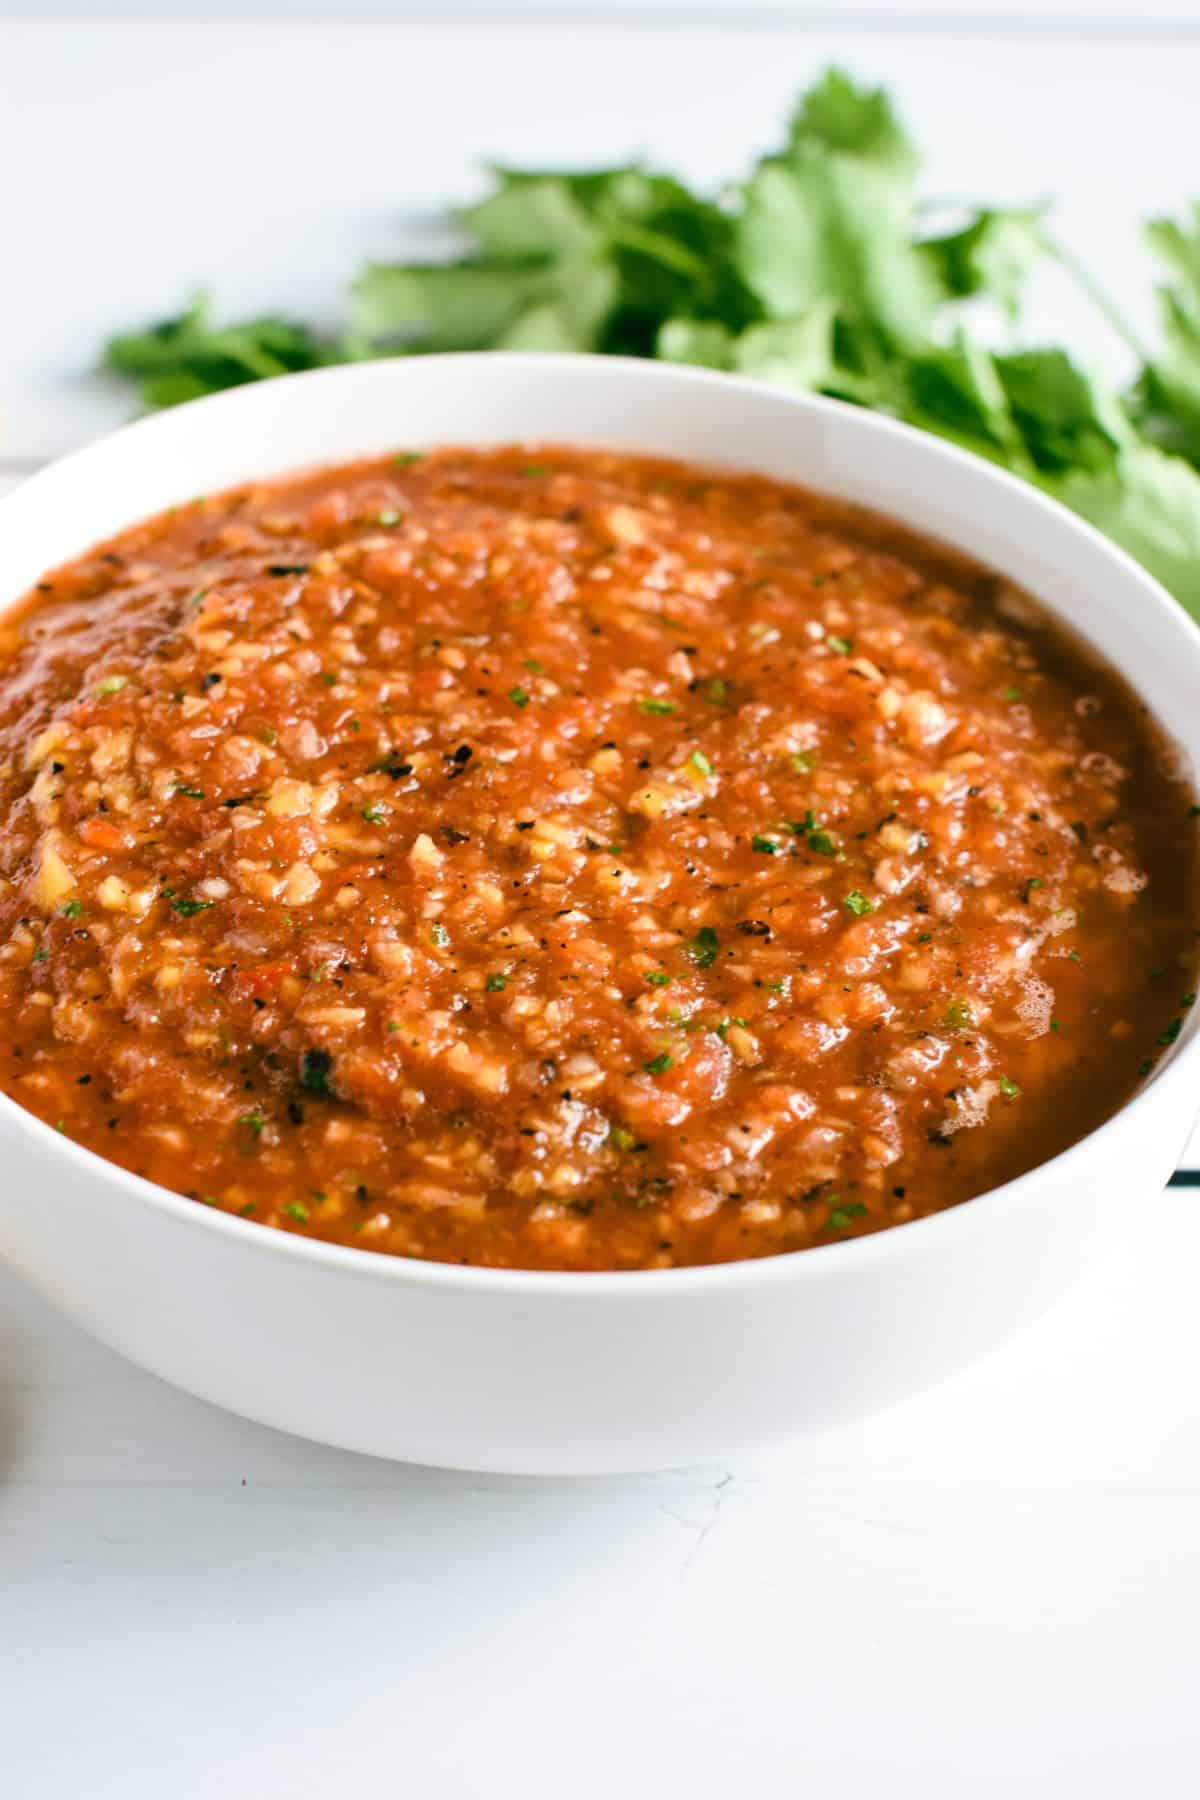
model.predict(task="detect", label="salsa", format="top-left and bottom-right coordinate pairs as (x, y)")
top-left (0, 446), bottom-right (1195, 1270)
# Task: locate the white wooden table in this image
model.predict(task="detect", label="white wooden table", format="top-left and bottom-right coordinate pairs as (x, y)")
top-left (2, 9), bottom-right (1200, 1794)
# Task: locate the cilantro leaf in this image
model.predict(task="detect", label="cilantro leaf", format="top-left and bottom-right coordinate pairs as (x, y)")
top-left (735, 153), bottom-right (939, 351)
top-left (901, 336), bottom-right (1028, 465)
top-left (992, 349), bottom-right (1129, 476)
top-left (104, 292), bottom-right (355, 409)
top-left (686, 925), bottom-right (720, 970)
top-left (350, 262), bottom-right (552, 352)
top-left (737, 69), bottom-right (937, 352)
top-left (657, 318), bottom-right (736, 370)
top-left (494, 261), bottom-right (618, 353)
top-left (1040, 445), bottom-right (1200, 618)
top-left (1129, 204), bottom-right (1200, 466)
top-left (733, 306), bottom-right (840, 392)
top-left (921, 208), bottom-right (1046, 319)
top-left (660, 306), bottom-right (842, 394)
top-left (788, 67), bottom-right (919, 179)
top-left (299, 1048), bottom-right (336, 1097)
top-left (459, 175), bottom-right (597, 260)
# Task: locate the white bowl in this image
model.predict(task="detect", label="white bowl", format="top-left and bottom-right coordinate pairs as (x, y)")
top-left (0, 353), bottom-right (1197, 1474)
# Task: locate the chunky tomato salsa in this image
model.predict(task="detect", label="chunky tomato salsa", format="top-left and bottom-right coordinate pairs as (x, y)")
top-left (0, 447), bottom-right (1195, 1269)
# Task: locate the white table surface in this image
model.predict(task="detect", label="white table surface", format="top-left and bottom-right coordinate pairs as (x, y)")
top-left (2, 11), bottom-right (1200, 1795)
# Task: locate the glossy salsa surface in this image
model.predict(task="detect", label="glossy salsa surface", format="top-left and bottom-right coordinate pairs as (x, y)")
top-left (0, 446), bottom-right (1195, 1269)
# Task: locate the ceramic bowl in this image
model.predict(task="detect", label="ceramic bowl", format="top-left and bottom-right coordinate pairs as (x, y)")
top-left (0, 353), bottom-right (1197, 1473)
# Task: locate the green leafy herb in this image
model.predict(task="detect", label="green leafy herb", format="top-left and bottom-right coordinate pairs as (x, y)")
top-left (686, 925), bottom-right (720, 970)
top-left (94, 675), bottom-right (128, 699)
top-left (173, 782), bottom-right (205, 799)
top-left (507, 685), bottom-right (531, 708)
top-left (485, 972), bottom-right (509, 992)
top-left (643, 1052), bottom-right (674, 1075)
top-left (827, 1201), bottom-right (869, 1231)
top-left (370, 753), bottom-right (414, 780)
top-left (62, 900), bottom-right (83, 919)
top-left (751, 834), bottom-right (778, 855)
top-left (924, 208), bottom-right (1045, 320)
top-left (998, 1075), bottom-right (1022, 1097)
top-left (430, 922), bottom-right (451, 947)
top-left (361, 802), bottom-right (387, 824)
top-left (826, 634), bottom-right (853, 655)
top-left (807, 830), bottom-right (839, 856)
top-left (239, 1110), bottom-right (266, 1137)
top-left (104, 292), bottom-right (354, 409)
top-left (843, 889), bottom-right (874, 916)
top-left (101, 68), bottom-right (1200, 619)
top-left (299, 1048), bottom-right (335, 1096)
top-left (944, 998), bottom-right (974, 1030)
top-left (689, 749), bottom-right (715, 777)
top-left (638, 697), bottom-right (676, 715)
top-left (165, 889), bottom-right (214, 918)
top-left (715, 1015), bottom-right (749, 1042)
top-left (644, 970), bottom-right (673, 987)
top-left (284, 1201), bottom-right (310, 1224)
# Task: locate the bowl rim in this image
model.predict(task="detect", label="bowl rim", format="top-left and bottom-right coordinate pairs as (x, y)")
top-left (2, 348), bottom-right (1198, 1299)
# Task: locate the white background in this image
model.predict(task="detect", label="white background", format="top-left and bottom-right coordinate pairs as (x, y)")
top-left (2, 8), bottom-right (1200, 1796)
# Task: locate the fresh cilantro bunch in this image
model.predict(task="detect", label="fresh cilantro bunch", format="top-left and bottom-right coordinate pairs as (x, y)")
top-left (103, 69), bottom-right (1200, 616)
